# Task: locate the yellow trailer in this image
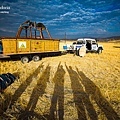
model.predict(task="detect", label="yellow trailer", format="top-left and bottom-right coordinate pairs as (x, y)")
top-left (2, 38), bottom-right (59, 54)
top-left (0, 20), bottom-right (61, 63)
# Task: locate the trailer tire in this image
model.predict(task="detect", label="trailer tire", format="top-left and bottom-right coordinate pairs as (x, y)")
top-left (32, 55), bottom-right (40, 62)
top-left (21, 56), bottom-right (29, 63)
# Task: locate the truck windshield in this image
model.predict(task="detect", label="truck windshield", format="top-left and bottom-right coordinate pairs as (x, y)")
top-left (77, 40), bottom-right (85, 44)
top-left (92, 41), bottom-right (96, 44)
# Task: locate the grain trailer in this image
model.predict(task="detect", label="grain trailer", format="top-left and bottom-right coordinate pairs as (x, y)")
top-left (0, 20), bottom-right (61, 63)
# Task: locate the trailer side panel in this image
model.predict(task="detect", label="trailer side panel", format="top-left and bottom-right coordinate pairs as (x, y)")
top-left (2, 38), bottom-right (17, 54)
top-left (1, 38), bottom-right (60, 55)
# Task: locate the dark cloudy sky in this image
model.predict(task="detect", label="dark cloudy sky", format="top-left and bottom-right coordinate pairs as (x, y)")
top-left (0, 0), bottom-right (120, 39)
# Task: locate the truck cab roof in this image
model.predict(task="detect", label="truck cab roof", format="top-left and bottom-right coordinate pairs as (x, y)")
top-left (77, 38), bottom-right (96, 41)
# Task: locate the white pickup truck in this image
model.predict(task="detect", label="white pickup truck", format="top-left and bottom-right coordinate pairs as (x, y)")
top-left (64, 38), bottom-right (103, 56)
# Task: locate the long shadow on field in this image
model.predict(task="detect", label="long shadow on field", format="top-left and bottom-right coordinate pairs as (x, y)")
top-left (76, 67), bottom-right (120, 120)
top-left (49, 62), bottom-right (65, 120)
top-left (66, 65), bottom-right (97, 120)
top-left (113, 46), bottom-right (120, 48)
top-left (0, 92), bottom-right (12, 115)
top-left (9, 63), bottom-right (44, 108)
top-left (18, 64), bottom-right (51, 120)
top-left (26, 64), bottom-right (50, 111)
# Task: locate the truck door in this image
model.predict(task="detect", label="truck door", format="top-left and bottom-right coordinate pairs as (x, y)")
top-left (86, 40), bottom-right (91, 50)
top-left (91, 41), bottom-right (97, 51)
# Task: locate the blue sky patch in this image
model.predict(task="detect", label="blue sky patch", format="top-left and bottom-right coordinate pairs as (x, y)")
top-left (0, 0), bottom-right (120, 39)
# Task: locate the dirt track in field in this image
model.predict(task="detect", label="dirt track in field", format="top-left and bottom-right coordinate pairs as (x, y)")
top-left (0, 41), bottom-right (120, 120)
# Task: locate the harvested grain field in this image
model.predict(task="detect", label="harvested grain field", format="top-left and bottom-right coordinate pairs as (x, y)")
top-left (0, 41), bottom-right (120, 120)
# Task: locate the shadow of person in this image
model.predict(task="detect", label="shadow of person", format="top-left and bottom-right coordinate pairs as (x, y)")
top-left (18, 64), bottom-right (51, 120)
top-left (49, 63), bottom-right (65, 120)
top-left (26, 64), bottom-right (51, 111)
top-left (0, 92), bottom-right (12, 115)
top-left (66, 64), bottom-right (98, 120)
top-left (10, 63), bottom-right (44, 108)
top-left (76, 67), bottom-right (120, 120)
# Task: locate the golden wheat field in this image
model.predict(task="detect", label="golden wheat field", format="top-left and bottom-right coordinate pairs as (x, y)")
top-left (0, 41), bottom-right (120, 120)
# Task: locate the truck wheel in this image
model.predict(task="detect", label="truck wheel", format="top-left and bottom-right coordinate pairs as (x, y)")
top-left (98, 48), bottom-right (102, 54)
top-left (21, 56), bottom-right (29, 63)
top-left (32, 55), bottom-right (40, 62)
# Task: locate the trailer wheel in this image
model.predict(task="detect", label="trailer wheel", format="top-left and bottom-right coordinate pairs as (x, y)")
top-left (32, 55), bottom-right (40, 62)
top-left (21, 56), bottom-right (29, 63)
